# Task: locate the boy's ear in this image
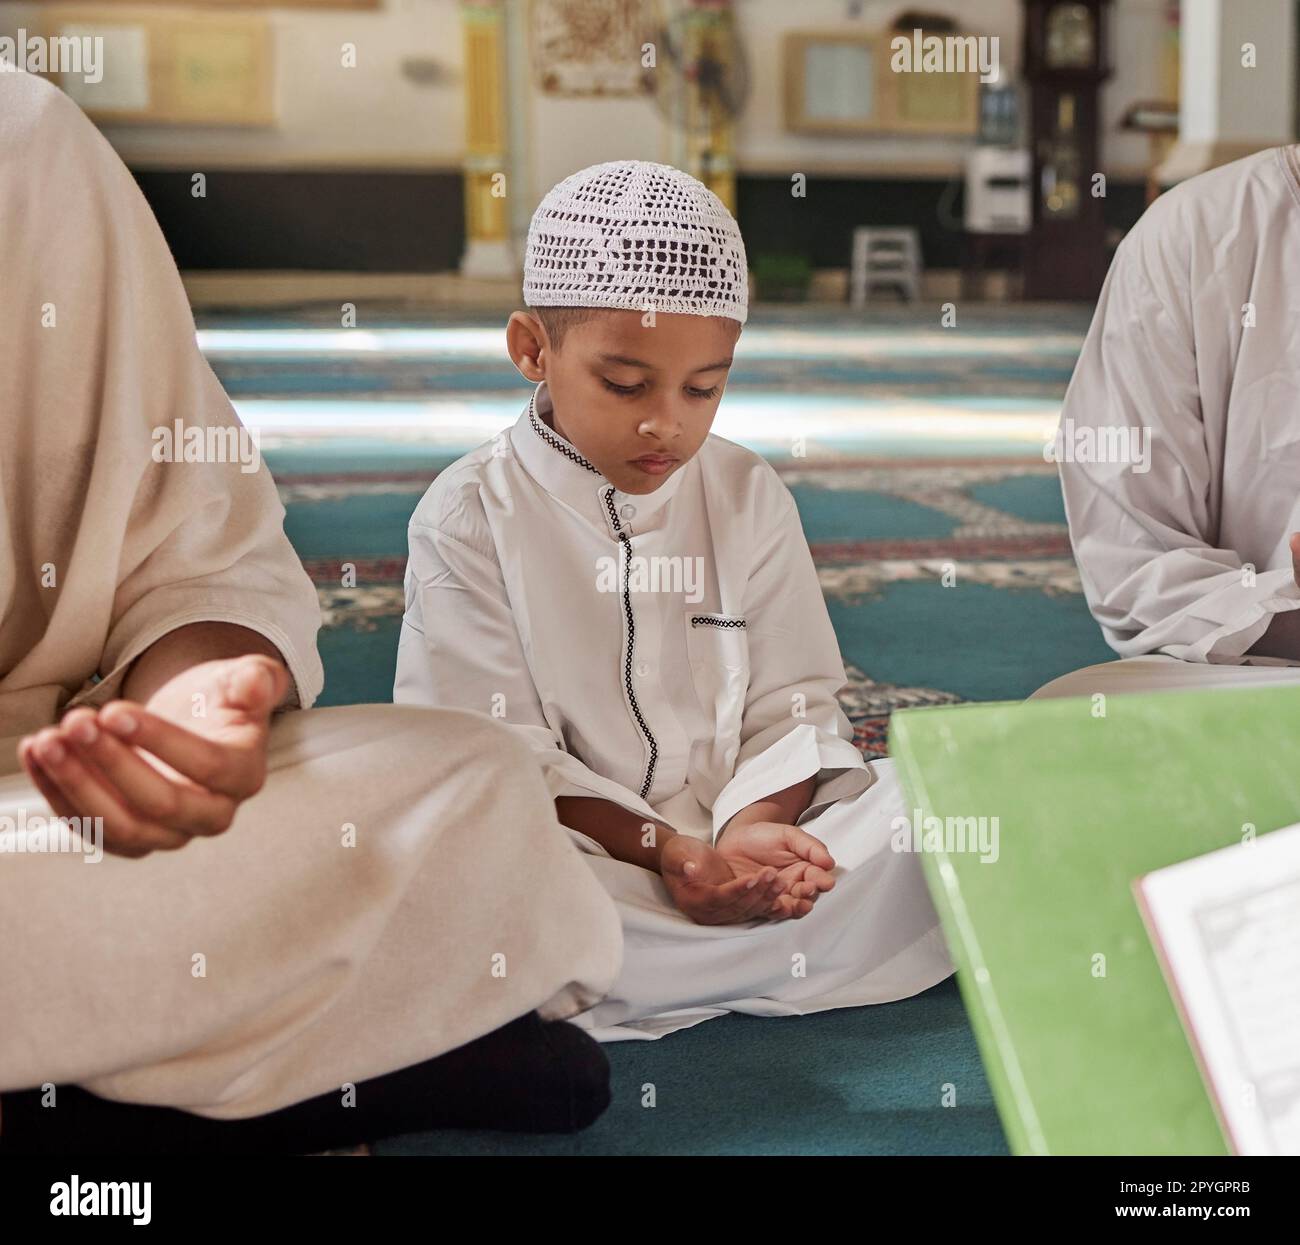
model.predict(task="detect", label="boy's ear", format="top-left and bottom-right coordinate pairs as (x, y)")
top-left (506, 311), bottom-right (548, 382)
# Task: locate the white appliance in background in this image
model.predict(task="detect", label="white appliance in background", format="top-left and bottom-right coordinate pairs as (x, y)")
top-left (965, 147), bottom-right (1032, 234)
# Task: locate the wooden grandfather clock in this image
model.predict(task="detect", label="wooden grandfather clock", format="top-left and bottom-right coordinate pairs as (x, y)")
top-left (1022, 0), bottom-right (1113, 299)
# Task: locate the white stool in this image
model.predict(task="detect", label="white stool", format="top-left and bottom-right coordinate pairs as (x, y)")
top-left (850, 227), bottom-right (922, 307)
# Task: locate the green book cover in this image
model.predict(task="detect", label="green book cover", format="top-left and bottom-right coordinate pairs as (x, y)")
top-left (888, 686), bottom-right (1300, 1155)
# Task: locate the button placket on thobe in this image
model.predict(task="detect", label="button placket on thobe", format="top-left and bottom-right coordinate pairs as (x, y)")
top-left (599, 482), bottom-right (690, 806)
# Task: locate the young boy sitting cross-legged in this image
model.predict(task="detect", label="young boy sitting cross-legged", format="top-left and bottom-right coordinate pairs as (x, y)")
top-left (396, 161), bottom-right (952, 1039)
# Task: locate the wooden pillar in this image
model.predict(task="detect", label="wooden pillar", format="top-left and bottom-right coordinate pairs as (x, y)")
top-left (460, 0), bottom-right (515, 278)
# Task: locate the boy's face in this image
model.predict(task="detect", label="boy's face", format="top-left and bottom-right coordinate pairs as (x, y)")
top-left (507, 308), bottom-right (741, 495)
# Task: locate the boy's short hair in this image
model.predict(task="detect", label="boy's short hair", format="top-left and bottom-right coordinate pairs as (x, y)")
top-left (528, 304), bottom-right (743, 353)
top-left (528, 305), bottom-right (597, 351)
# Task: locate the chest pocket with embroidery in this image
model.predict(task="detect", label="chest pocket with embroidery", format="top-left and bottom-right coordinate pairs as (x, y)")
top-left (685, 612), bottom-right (750, 768)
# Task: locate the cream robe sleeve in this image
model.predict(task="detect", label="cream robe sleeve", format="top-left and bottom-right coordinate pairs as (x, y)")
top-left (0, 73), bottom-right (322, 729)
top-left (395, 511), bottom-right (669, 834)
top-left (708, 483), bottom-right (873, 841)
top-left (1057, 210), bottom-right (1300, 663)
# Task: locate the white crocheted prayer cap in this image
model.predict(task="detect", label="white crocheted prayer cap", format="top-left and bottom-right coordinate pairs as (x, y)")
top-left (524, 160), bottom-right (749, 324)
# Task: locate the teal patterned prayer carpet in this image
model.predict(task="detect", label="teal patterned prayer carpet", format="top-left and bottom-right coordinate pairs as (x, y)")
top-left (206, 304), bottom-right (1110, 1154)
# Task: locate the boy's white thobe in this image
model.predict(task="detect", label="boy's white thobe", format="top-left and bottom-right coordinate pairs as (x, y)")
top-left (1048, 145), bottom-right (1300, 696)
top-left (396, 380), bottom-right (952, 1040)
top-left (0, 72), bottom-right (622, 1115)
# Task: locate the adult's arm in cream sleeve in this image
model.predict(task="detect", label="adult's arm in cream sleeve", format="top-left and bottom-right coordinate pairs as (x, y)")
top-left (1, 75), bottom-right (322, 714)
top-left (1056, 224), bottom-right (1300, 662)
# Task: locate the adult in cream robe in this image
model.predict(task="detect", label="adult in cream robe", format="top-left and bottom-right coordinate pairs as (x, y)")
top-left (0, 71), bottom-right (621, 1118)
top-left (1037, 145), bottom-right (1300, 700)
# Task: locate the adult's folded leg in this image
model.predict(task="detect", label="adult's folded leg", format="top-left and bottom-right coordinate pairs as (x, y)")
top-left (0, 704), bottom-right (624, 1120)
top-left (0, 1010), bottom-right (610, 1154)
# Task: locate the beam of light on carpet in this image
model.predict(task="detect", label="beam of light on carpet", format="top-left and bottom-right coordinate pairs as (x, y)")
top-left (234, 394), bottom-right (1062, 458)
top-left (200, 326), bottom-right (1084, 362)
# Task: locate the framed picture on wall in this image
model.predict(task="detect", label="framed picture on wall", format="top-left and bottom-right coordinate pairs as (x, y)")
top-left (784, 29), bottom-right (980, 136)
top-left (787, 31), bottom-right (880, 132)
top-left (38, 6), bottom-right (275, 126)
top-left (530, 0), bottom-right (650, 97)
top-left (38, 0), bottom-right (379, 7)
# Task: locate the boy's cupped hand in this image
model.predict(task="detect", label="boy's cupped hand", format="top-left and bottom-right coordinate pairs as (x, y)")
top-left (660, 822), bottom-right (835, 925)
top-left (717, 820), bottom-right (836, 912)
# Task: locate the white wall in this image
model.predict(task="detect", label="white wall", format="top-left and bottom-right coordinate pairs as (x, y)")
top-left (0, 0), bottom-right (1174, 176)
top-left (0, 0), bottom-right (466, 168)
